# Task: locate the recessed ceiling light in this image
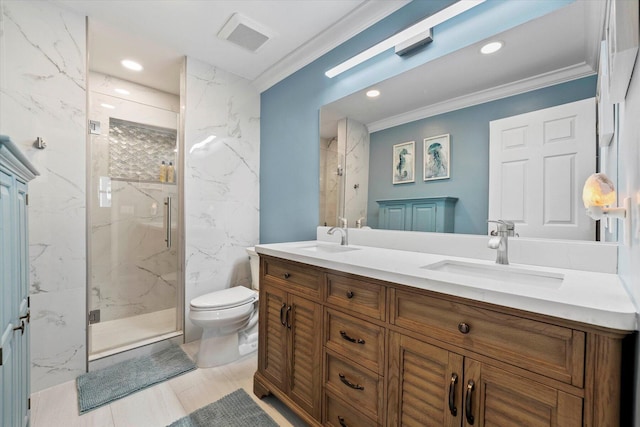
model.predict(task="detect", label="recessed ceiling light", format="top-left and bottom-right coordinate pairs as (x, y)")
top-left (121, 59), bottom-right (143, 71)
top-left (366, 89), bottom-right (381, 98)
top-left (114, 88), bottom-right (130, 95)
top-left (480, 41), bottom-right (503, 55)
top-left (100, 103), bottom-right (115, 109)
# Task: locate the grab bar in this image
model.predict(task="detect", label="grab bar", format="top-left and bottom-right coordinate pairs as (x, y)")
top-left (164, 196), bottom-right (172, 248)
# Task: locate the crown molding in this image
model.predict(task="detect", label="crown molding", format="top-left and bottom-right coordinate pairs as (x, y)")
top-left (252, 1), bottom-right (410, 93)
top-left (367, 63), bottom-right (596, 133)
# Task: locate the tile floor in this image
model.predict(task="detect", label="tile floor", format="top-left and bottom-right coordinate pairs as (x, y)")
top-left (31, 341), bottom-right (307, 427)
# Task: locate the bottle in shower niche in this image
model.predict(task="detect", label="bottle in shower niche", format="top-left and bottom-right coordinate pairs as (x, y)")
top-left (167, 161), bottom-right (175, 183)
top-left (160, 160), bottom-right (167, 182)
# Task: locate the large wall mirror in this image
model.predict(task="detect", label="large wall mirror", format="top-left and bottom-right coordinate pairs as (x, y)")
top-left (320, 1), bottom-right (615, 242)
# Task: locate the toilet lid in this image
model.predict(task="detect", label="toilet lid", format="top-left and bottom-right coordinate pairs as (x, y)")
top-left (190, 286), bottom-right (257, 310)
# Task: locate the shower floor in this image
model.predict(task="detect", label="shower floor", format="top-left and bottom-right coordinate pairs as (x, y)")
top-left (89, 308), bottom-right (181, 361)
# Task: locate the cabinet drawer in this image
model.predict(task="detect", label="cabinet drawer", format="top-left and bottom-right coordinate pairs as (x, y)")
top-left (392, 289), bottom-right (585, 386)
top-left (325, 351), bottom-right (382, 422)
top-left (262, 256), bottom-right (322, 300)
top-left (325, 308), bottom-right (385, 375)
top-left (325, 391), bottom-right (379, 427)
top-left (326, 274), bottom-right (385, 320)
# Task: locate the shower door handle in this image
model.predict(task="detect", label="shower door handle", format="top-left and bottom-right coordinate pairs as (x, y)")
top-left (164, 197), bottom-right (172, 248)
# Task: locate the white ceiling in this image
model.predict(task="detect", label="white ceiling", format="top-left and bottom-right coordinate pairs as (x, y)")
top-left (53, 0), bottom-right (409, 94)
top-left (320, 0), bottom-right (605, 137)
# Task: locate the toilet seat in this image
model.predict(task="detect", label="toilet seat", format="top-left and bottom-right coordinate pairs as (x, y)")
top-left (190, 286), bottom-right (257, 311)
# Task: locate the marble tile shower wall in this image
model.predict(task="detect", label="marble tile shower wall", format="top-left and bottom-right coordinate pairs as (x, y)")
top-left (341, 118), bottom-right (369, 227)
top-left (0, 1), bottom-right (87, 391)
top-left (319, 137), bottom-right (340, 227)
top-left (184, 57), bottom-right (260, 342)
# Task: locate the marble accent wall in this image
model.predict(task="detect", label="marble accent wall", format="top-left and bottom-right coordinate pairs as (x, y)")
top-left (341, 118), bottom-right (369, 227)
top-left (0, 1), bottom-right (87, 391)
top-left (319, 137), bottom-right (341, 227)
top-left (184, 57), bottom-right (260, 342)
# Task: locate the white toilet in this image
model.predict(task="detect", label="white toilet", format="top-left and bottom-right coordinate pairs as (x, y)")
top-left (189, 247), bottom-right (260, 368)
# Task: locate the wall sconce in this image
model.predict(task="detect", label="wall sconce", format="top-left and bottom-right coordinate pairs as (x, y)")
top-left (582, 172), bottom-right (632, 245)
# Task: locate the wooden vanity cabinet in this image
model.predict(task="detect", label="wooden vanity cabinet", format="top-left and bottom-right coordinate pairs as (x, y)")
top-left (254, 255), bottom-right (633, 427)
top-left (387, 332), bottom-right (582, 426)
top-left (254, 256), bottom-right (324, 423)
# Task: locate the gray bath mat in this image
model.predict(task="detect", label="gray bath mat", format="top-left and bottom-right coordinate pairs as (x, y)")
top-left (168, 389), bottom-right (278, 427)
top-left (77, 345), bottom-right (196, 414)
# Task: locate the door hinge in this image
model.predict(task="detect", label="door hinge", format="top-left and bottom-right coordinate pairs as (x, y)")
top-left (28, 397), bottom-right (31, 410)
top-left (88, 309), bottom-right (101, 324)
top-left (27, 296), bottom-right (30, 308)
top-left (26, 193), bottom-right (29, 206)
top-left (0, 347), bottom-right (3, 366)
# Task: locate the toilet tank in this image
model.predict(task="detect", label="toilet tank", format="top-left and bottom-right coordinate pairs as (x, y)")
top-left (246, 247), bottom-right (259, 290)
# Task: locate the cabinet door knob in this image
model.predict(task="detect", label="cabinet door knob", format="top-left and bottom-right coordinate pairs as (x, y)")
top-left (337, 416), bottom-right (348, 427)
top-left (283, 272), bottom-right (291, 279)
top-left (13, 321), bottom-right (25, 335)
top-left (458, 322), bottom-right (470, 334)
top-left (346, 290), bottom-right (354, 299)
top-left (19, 311), bottom-right (30, 324)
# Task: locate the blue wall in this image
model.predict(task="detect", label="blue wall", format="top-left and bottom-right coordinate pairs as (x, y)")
top-left (260, 0), bottom-right (574, 243)
top-left (367, 76), bottom-right (597, 234)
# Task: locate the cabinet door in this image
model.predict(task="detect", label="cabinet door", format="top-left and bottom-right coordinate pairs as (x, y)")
top-left (412, 202), bottom-right (436, 232)
top-left (463, 359), bottom-right (582, 427)
top-left (259, 285), bottom-right (288, 391)
top-left (387, 332), bottom-right (463, 427)
top-left (16, 182), bottom-right (29, 427)
top-left (288, 294), bottom-right (323, 419)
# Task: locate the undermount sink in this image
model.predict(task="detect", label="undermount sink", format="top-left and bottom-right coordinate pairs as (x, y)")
top-left (298, 244), bottom-right (360, 254)
top-left (423, 260), bottom-right (564, 288)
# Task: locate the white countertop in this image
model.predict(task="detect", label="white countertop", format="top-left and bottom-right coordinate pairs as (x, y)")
top-left (255, 240), bottom-right (638, 331)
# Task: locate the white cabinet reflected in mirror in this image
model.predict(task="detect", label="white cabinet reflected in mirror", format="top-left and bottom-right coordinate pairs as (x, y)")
top-left (319, 0), bottom-right (615, 242)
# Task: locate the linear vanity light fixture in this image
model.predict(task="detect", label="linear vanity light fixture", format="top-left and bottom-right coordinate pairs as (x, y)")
top-left (324, 0), bottom-right (486, 78)
top-left (582, 172), bottom-right (632, 245)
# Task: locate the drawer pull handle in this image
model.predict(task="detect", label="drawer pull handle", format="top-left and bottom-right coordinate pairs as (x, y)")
top-left (465, 380), bottom-right (475, 425)
top-left (283, 272), bottom-right (291, 279)
top-left (340, 330), bottom-right (365, 345)
top-left (337, 416), bottom-right (348, 427)
top-left (285, 306), bottom-right (292, 329)
top-left (280, 303), bottom-right (287, 326)
top-left (458, 322), bottom-right (470, 334)
top-left (346, 290), bottom-right (354, 299)
top-left (338, 373), bottom-right (364, 390)
top-left (448, 373), bottom-right (458, 416)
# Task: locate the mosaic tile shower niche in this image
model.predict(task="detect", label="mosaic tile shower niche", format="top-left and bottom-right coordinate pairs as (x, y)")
top-left (109, 118), bottom-right (177, 182)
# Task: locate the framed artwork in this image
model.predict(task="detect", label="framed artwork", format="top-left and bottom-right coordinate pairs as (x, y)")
top-left (424, 134), bottom-right (450, 181)
top-left (392, 141), bottom-right (415, 184)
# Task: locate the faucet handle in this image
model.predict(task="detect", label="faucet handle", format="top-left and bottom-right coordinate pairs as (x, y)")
top-left (339, 217), bottom-right (348, 228)
top-left (488, 219), bottom-right (515, 235)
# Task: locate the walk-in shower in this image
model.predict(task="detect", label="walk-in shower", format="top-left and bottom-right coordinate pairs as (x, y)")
top-left (86, 58), bottom-right (184, 360)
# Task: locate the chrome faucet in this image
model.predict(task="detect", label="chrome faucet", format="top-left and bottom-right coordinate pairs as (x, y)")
top-left (487, 220), bottom-right (515, 265)
top-left (327, 226), bottom-right (349, 246)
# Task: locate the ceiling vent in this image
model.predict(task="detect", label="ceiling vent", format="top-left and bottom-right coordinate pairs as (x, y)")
top-left (218, 13), bottom-right (272, 53)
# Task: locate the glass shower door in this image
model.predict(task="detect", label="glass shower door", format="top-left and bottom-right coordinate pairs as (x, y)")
top-left (88, 89), bottom-right (181, 359)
